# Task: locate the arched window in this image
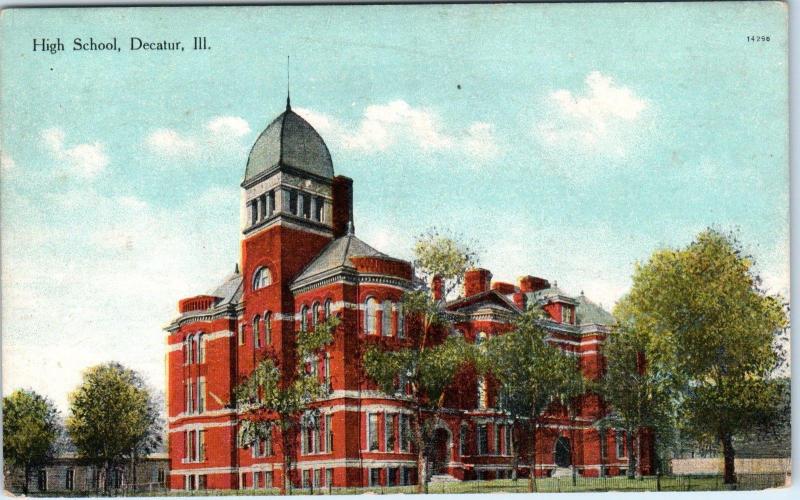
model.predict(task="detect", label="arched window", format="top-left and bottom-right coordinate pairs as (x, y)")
top-left (264, 312), bottom-right (272, 345)
top-left (397, 303), bottom-right (405, 338)
top-left (364, 298), bottom-right (377, 334)
top-left (300, 305), bottom-right (309, 332)
top-left (382, 300), bottom-right (393, 336)
top-left (312, 302), bottom-right (321, 327)
top-left (476, 331), bottom-right (487, 347)
top-left (252, 267), bottom-right (272, 291)
top-left (324, 299), bottom-right (332, 319)
top-left (185, 335), bottom-right (194, 365)
top-left (197, 334), bottom-right (206, 364)
top-left (253, 315), bottom-right (261, 348)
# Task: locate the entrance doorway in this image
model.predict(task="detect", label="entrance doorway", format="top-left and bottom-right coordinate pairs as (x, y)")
top-left (431, 428), bottom-right (450, 474)
top-left (554, 437), bottom-right (572, 468)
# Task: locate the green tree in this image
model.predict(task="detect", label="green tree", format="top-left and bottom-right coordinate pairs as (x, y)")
top-left (3, 389), bottom-right (61, 495)
top-left (234, 316), bottom-right (339, 494)
top-left (66, 362), bottom-right (162, 493)
top-left (413, 227), bottom-right (479, 297)
top-left (598, 325), bottom-right (676, 479)
top-left (483, 308), bottom-right (585, 492)
top-left (618, 229), bottom-right (787, 484)
top-left (363, 230), bottom-right (479, 492)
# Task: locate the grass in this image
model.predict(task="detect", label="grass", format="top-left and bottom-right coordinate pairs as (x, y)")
top-left (31, 473), bottom-right (789, 496)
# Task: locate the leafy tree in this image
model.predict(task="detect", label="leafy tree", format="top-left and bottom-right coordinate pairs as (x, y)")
top-left (483, 307), bottom-right (585, 492)
top-left (363, 230), bottom-right (479, 492)
top-left (66, 362), bottom-right (162, 492)
top-left (364, 309), bottom-right (476, 493)
top-left (618, 229), bottom-right (787, 483)
top-left (598, 325), bottom-right (676, 479)
top-left (3, 389), bottom-right (61, 495)
top-left (234, 316), bottom-right (339, 494)
top-left (413, 227), bottom-right (479, 297)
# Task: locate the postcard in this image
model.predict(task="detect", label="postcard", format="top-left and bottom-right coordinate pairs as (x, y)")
top-left (0, 2), bottom-right (790, 496)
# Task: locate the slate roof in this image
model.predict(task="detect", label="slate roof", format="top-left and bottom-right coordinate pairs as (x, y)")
top-left (243, 103), bottom-right (334, 185)
top-left (575, 295), bottom-right (615, 326)
top-left (207, 270), bottom-right (243, 307)
top-left (526, 285), bottom-right (578, 306)
top-left (292, 233), bottom-right (395, 286)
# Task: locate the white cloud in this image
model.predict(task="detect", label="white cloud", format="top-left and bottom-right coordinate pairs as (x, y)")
top-left (2, 184), bottom-right (240, 411)
top-left (1, 152), bottom-right (15, 171)
top-left (295, 101), bottom-right (499, 162)
top-left (41, 127), bottom-right (109, 178)
top-left (535, 71), bottom-right (649, 159)
top-left (144, 116), bottom-right (251, 159)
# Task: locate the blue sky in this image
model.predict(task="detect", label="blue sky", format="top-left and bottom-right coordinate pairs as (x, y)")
top-left (1, 3), bottom-right (789, 410)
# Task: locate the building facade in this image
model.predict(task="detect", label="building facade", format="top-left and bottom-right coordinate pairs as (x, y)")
top-left (165, 96), bottom-right (653, 491)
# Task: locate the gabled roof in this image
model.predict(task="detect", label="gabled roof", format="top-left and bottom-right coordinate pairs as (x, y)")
top-left (291, 232), bottom-right (394, 286)
top-left (445, 289), bottom-right (522, 315)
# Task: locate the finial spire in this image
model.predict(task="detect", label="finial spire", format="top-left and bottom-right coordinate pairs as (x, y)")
top-left (235, 263), bottom-right (240, 274)
top-left (346, 219), bottom-right (355, 235)
top-left (286, 55), bottom-right (291, 110)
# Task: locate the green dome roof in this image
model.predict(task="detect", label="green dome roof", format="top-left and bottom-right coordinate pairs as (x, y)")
top-left (243, 103), bottom-right (334, 185)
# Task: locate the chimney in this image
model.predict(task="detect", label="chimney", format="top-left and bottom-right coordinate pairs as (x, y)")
top-left (431, 275), bottom-right (444, 301)
top-left (512, 292), bottom-right (527, 310)
top-left (332, 175), bottom-right (353, 238)
top-left (464, 268), bottom-right (492, 297)
top-left (519, 275), bottom-right (550, 293)
top-left (491, 281), bottom-right (517, 295)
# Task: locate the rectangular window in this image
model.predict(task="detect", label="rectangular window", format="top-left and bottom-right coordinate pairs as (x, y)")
top-left (186, 380), bottom-right (194, 414)
top-left (302, 470), bottom-right (310, 489)
top-left (477, 425), bottom-right (488, 455)
top-left (65, 469), bottom-right (74, 490)
top-left (505, 424), bottom-right (512, 455)
top-left (253, 471), bottom-right (260, 489)
top-left (460, 425), bottom-right (468, 456)
top-left (368, 413), bottom-right (380, 451)
top-left (267, 190), bottom-right (276, 217)
top-left (265, 317), bottom-right (272, 345)
top-left (399, 414), bottom-right (410, 452)
top-left (313, 469), bottom-right (321, 488)
top-left (563, 306), bottom-right (572, 324)
top-left (198, 429), bottom-right (206, 462)
top-left (493, 425), bottom-right (500, 455)
top-left (616, 430), bottom-right (626, 458)
top-left (369, 468), bottom-right (380, 487)
top-left (385, 414), bottom-right (396, 452)
top-left (314, 196), bottom-right (324, 221)
top-left (301, 193), bottom-right (311, 218)
top-left (397, 304), bottom-right (405, 338)
top-left (240, 472), bottom-right (247, 489)
top-left (402, 467), bottom-right (412, 486)
top-left (289, 190), bottom-right (298, 215)
top-left (250, 200), bottom-right (258, 226)
top-left (198, 474), bottom-right (207, 490)
top-left (325, 414), bottom-right (333, 453)
top-left (265, 471), bottom-right (273, 488)
top-left (158, 469), bottom-right (165, 484)
top-left (238, 324), bottom-right (245, 346)
top-left (198, 336), bottom-right (206, 363)
top-left (197, 377), bottom-right (206, 413)
top-left (324, 353), bottom-right (331, 391)
top-left (326, 469), bottom-right (333, 488)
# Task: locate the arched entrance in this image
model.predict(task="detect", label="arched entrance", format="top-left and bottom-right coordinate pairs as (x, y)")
top-left (554, 437), bottom-right (572, 468)
top-left (431, 428), bottom-right (451, 474)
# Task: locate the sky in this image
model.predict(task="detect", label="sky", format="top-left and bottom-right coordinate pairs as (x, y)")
top-left (0, 3), bottom-right (790, 411)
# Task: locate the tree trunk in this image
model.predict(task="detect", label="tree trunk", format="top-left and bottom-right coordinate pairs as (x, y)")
top-left (635, 431), bottom-right (643, 480)
top-left (412, 411), bottom-right (427, 494)
top-left (22, 464), bottom-right (29, 496)
top-left (528, 422), bottom-right (537, 492)
top-left (626, 432), bottom-right (636, 479)
top-left (131, 451), bottom-right (138, 492)
top-left (721, 432), bottom-right (737, 485)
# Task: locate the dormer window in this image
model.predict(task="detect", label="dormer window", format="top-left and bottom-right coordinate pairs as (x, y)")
top-left (563, 305), bottom-right (573, 324)
top-left (253, 267), bottom-right (271, 290)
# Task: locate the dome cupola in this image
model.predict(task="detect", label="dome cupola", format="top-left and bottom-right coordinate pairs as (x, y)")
top-left (243, 99), bottom-right (334, 187)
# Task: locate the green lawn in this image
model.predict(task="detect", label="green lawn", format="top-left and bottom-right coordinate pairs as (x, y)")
top-left (132, 473), bottom-right (787, 496)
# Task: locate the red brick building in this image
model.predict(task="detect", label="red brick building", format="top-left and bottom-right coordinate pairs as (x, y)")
top-left (165, 98), bottom-right (652, 491)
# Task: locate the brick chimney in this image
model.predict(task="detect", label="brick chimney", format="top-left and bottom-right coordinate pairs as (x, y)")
top-left (332, 175), bottom-right (353, 238)
top-left (519, 275), bottom-right (550, 293)
top-left (431, 275), bottom-right (444, 301)
top-left (491, 281), bottom-right (517, 295)
top-left (464, 268), bottom-right (492, 297)
top-left (512, 292), bottom-right (527, 310)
